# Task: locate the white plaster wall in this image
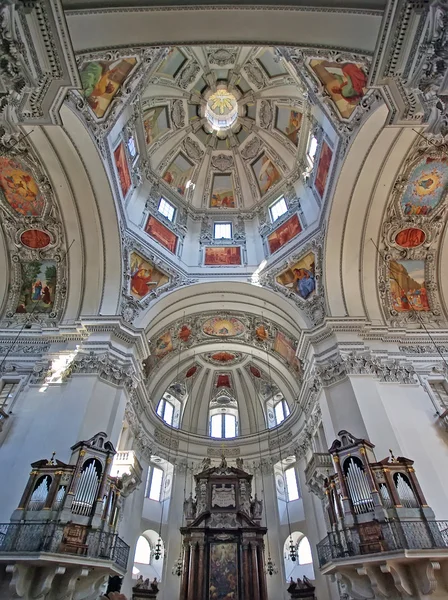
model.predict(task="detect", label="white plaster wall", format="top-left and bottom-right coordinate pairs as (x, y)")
top-left (376, 382), bottom-right (448, 519)
top-left (319, 378), bottom-right (369, 444)
top-left (0, 375), bottom-right (128, 522)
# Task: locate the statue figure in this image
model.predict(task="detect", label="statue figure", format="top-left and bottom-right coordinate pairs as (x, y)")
top-left (236, 457), bottom-right (244, 469)
top-left (250, 493), bottom-right (263, 519)
top-left (183, 492), bottom-right (197, 519)
top-left (239, 480), bottom-right (251, 514)
top-left (303, 576), bottom-right (314, 589)
top-left (196, 480), bottom-right (207, 513)
top-left (201, 457), bottom-right (211, 470)
top-left (288, 578), bottom-right (298, 593)
top-left (150, 578), bottom-right (159, 592)
top-left (134, 575), bottom-right (149, 590)
top-left (297, 577), bottom-right (307, 590)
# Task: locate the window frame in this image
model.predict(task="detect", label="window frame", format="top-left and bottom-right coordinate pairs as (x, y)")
top-left (213, 222), bottom-right (232, 240)
top-left (273, 399), bottom-right (290, 426)
top-left (145, 465), bottom-right (164, 501)
top-left (0, 378), bottom-right (22, 416)
top-left (306, 133), bottom-right (318, 166)
top-left (209, 413), bottom-right (238, 439)
top-left (157, 397), bottom-right (175, 426)
top-left (269, 197), bottom-right (288, 223)
top-left (158, 197), bottom-right (176, 222)
top-left (284, 465), bottom-right (300, 502)
top-left (126, 134), bottom-right (138, 163)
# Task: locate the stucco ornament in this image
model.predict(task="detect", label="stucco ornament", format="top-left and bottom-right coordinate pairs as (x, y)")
top-left (379, 138), bottom-right (447, 327)
top-left (0, 0), bottom-right (80, 125)
top-left (261, 231), bottom-right (325, 326)
top-left (208, 48), bottom-right (237, 66)
top-left (0, 132), bottom-right (67, 325)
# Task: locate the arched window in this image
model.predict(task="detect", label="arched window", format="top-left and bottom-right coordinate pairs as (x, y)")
top-left (210, 413), bottom-right (237, 438)
top-left (146, 465), bottom-right (164, 501)
top-left (274, 399), bottom-right (290, 426)
top-left (156, 393), bottom-right (181, 428)
top-left (134, 536), bottom-right (151, 564)
top-left (285, 466), bottom-right (300, 502)
top-left (157, 398), bottom-right (175, 426)
top-left (307, 133), bottom-right (318, 166)
top-left (298, 536), bottom-right (312, 565)
top-left (283, 532), bottom-right (315, 581)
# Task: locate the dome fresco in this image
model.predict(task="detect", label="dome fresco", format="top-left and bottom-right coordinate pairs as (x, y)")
top-left (138, 45), bottom-right (307, 210)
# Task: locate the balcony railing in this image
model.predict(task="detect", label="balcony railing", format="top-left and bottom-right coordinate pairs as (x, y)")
top-left (0, 523), bottom-right (129, 569)
top-left (317, 520), bottom-right (448, 568)
top-left (305, 452), bottom-right (332, 477)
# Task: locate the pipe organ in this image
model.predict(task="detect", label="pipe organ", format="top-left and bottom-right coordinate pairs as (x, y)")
top-left (179, 456), bottom-right (268, 600)
top-left (322, 430), bottom-right (435, 554)
top-left (10, 432), bottom-right (123, 554)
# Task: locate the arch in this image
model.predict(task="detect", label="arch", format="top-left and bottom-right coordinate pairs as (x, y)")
top-left (134, 535), bottom-right (151, 565)
top-left (325, 103), bottom-right (421, 321)
top-left (132, 529), bottom-right (164, 582)
top-left (283, 531), bottom-right (315, 582)
top-left (66, 7), bottom-right (381, 54)
top-left (20, 105), bottom-right (123, 320)
top-left (138, 280), bottom-right (310, 332)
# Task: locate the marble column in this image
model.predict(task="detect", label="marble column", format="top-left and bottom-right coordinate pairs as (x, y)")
top-left (257, 542), bottom-right (268, 600)
top-left (242, 542), bottom-right (250, 600)
top-left (251, 542), bottom-right (260, 599)
top-left (180, 542), bottom-right (190, 600)
top-left (187, 541), bottom-right (197, 600)
top-left (197, 541), bottom-right (205, 599)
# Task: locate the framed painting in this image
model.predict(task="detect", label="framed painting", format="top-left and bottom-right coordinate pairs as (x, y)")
top-left (162, 153), bottom-right (195, 197)
top-left (210, 174), bottom-right (235, 208)
top-left (145, 216), bottom-right (178, 254)
top-left (0, 157), bottom-right (43, 216)
top-left (275, 106), bottom-right (302, 145)
top-left (143, 106), bottom-right (170, 145)
top-left (157, 47), bottom-right (187, 77)
top-left (276, 252), bottom-right (316, 299)
top-left (129, 252), bottom-right (169, 300)
top-left (400, 157), bottom-right (448, 216)
top-left (252, 154), bottom-right (282, 196)
top-left (154, 331), bottom-right (173, 357)
top-left (80, 57), bottom-right (137, 119)
top-left (267, 214), bottom-right (302, 254)
top-left (274, 331), bottom-right (296, 365)
top-left (204, 246), bottom-right (242, 266)
top-left (314, 141), bottom-right (333, 198)
top-left (16, 260), bottom-right (56, 314)
top-left (310, 59), bottom-right (368, 119)
top-left (389, 260), bottom-right (429, 312)
top-left (209, 543), bottom-right (238, 600)
top-left (114, 142), bottom-right (132, 197)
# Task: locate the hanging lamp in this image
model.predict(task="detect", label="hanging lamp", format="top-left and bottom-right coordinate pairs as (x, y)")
top-left (249, 347), bottom-right (278, 576)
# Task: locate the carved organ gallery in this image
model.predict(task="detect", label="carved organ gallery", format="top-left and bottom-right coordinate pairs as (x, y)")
top-left (1, 2), bottom-right (448, 600)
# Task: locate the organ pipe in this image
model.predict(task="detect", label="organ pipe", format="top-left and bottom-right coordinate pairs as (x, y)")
top-left (72, 461), bottom-right (101, 516)
top-left (345, 459), bottom-right (374, 514)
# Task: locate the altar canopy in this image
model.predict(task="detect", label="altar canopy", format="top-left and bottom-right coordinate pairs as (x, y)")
top-left (179, 457), bottom-right (268, 600)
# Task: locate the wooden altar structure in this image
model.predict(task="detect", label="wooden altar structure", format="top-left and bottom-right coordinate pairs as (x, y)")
top-left (179, 456), bottom-right (268, 600)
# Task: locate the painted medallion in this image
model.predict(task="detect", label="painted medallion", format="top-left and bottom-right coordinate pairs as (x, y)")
top-left (202, 316), bottom-right (245, 337)
top-left (20, 230), bottom-right (51, 249)
top-left (400, 157), bottom-right (448, 216)
top-left (395, 228), bottom-right (426, 249)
